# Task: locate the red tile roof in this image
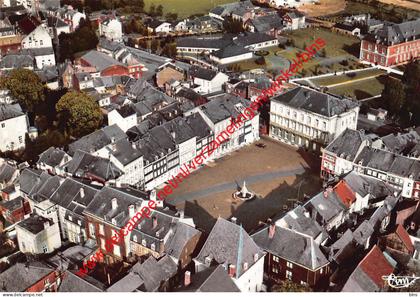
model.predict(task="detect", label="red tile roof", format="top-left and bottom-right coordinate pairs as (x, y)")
top-left (359, 245), bottom-right (394, 288)
top-left (334, 180), bottom-right (356, 208)
top-left (395, 224), bottom-right (414, 253)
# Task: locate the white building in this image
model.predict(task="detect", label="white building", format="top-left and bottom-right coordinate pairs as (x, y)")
top-left (189, 65), bottom-right (229, 94)
top-left (16, 214), bottom-right (61, 254)
top-left (269, 86), bottom-right (359, 152)
top-left (99, 17), bottom-right (123, 42)
top-left (0, 104), bottom-right (29, 152)
top-left (21, 24), bottom-right (53, 49)
top-left (270, 0), bottom-right (319, 8)
top-left (107, 104), bottom-right (137, 132)
top-left (209, 45), bottom-right (253, 65)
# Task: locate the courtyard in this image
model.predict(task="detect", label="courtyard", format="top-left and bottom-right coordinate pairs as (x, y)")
top-left (167, 137), bottom-right (322, 233)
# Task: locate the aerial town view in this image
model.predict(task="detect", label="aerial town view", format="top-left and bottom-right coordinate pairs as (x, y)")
top-left (0, 0), bottom-right (419, 294)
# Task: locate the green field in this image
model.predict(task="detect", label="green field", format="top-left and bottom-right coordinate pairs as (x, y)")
top-left (310, 68), bottom-right (386, 87)
top-left (144, 0), bottom-right (237, 18)
top-left (327, 76), bottom-right (386, 100)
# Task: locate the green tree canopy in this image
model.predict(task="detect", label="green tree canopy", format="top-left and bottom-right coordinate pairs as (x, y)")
top-left (381, 77), bottom-right (406, 116)
top-left (271, 281), bottom-right (312, 292)
top-left (0, 69), bottom-right (45, 112)
top-left (56, 91), bottom-right (103, 137)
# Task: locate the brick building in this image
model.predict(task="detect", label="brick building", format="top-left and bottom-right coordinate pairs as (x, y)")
top-left (360, 18), bottom-right (420, 66)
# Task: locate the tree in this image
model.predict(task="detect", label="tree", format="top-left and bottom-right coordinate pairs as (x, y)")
top-left (149, 4), bottom-right (156, 16)
top-left (223, 15), bottom-right (244, 33)
top-left (0, 69), bottom-right (45, 112)
top-left (151, 39), bottom-right (160, 52)
top-left (161, 42), bottom-right (177, 58)
top-left (381, 77), bottom-right (406, 118)
top-left (156, 4), bottom-right (163, 16)
top-left (271, 280), bottom-right (312, 292)
top-left (165, 12), bottom-right (178, 21)
top-left (56, 91), bottom-right (103, 137)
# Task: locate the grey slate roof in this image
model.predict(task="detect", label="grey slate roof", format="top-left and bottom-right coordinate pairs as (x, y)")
top-left (252, 225), bottom-right (328, 270)
top-left (0, 162), bottom-right (16, 184)
top-left (0, 262), bottom-right (55, 292)
top-left (84, 186), bottom-right (146, 228)
top-left (165, 222), bottom-right (201, 259)
top-left (106, 138), bottom-right (143, 166)
top-left (326, 129), bottom-right (368, 161)
top-left (233, 32), bottom-right (277, 47)
top-left (80, 50), bottom-right (124, 72)
top-left (304, 190), bottom-right (346, 225)
top-left (0, 54), bottom-right (34, 69)
top-left (68, 124), bottom-right (126, 156)
top-left (272, 87), bottom-right (359, 118)
top-left (195, 218), bottom-right (264, 278)
top-left (17, 214), bottom-right (54, 234)
top-left (49, 178), bottom-right (98, 217)
top-left (211, 44), bottom-right (251, 59)
top-left (280, 205), bottom-right (324, 238)
top-left (37, 147), bottom-right (69, 167)
top-left (59, 271), bottom-right (104, 292)
top-left (368, 18), bottom-right (420, 45)
top-left (189, 65), bottom-right (219, 81)
top-left (180, 265), bottom-right (240, 292)
top-left (0, 104), bottom-right (24, 121)
top-left (250, 14), bottom-right (284, 32)
top-left (197, 93), bottom-right (253, 124)
top-left (64, 150), bottom-right (123, 182)
top-left (107, 255), bottom-right (177, 292)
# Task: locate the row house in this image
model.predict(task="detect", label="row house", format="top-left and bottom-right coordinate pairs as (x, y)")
top-left (360, 18), bottom-right (420, 66)
top-left (0, 196), bottom-right (31, 228)
top-left (252, 224), bottom-right (330, 289)
top-left (322, 128), bottom-right (420, 199)
top-left (270, 87), bottom-right (360, 152)
top-left (36, 147), bottom-right (71, 175)
top-left (194, 217), bottom-right (266, 292)
top-left (0, 158), bottom-right (19, 190)
top-left (49, 178), bottom-right (99, 244)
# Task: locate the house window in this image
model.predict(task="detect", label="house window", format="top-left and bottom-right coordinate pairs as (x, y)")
top-left (18, 136), bottom-right (23, 143)
top-left (99, 224), bottom-right (104, 235)
top-left (113, 245), bottom-right (121, 257)
top-left (273, 255), bottom-right (280, 262)
top-left (142, 239), bottom-right (146, 246)
top-left (101, 238), bottom-right (105, 250)
top-left (272, 267), bottom-right (279, 273)
top-left (42, 245), bottom-right (48, 253)
top-left (151, 243), bottom-right (155, 251)
top-left (286, 261), bottom-right (293, 269)
top-left (89, 223), bottom-right (95, 238)
top-left (286, 270), bottom-right (292, 280)
top-left (300, 281), bottom-right (307, 286)
top-left (1, 123), bottom-right (4, 128)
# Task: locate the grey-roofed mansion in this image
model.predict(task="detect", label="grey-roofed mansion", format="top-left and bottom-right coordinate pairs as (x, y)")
top-left (269, 87), bottom-right (360, 152)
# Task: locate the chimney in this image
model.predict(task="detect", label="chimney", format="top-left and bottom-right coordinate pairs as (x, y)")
top-left (179, 209), bottom-right (184, 219)
top-left (152, 216), bottom-right (158, 229)
top-left (268, 223), bottom-right (276, 239)
top-left (228, 264), bottom-right (236, 277)
top-left (231, 217), bottom-right (237, 224)
top-left (304, 211), bottom-right (310, 218)
top-left (150, 189), bottom-right (156, 202)
top-left (79, 188), bottom-right (85, 198)
top-left (131, 142), bottom-right (136, 149)
top-left (184, 271), bottom-right (191, 287)
top-left (254, 253), bottom-right (259, 263)
top-left (129, 205), bottom-right (135, 216)
top-left (111, 198), bottom-right (118, 210)
top-left (243, 262), bottom-right (248, 271)
top-left (43, 220), bottom-right (50, 229)
top-left (171, 131), bottom-right (176, 139)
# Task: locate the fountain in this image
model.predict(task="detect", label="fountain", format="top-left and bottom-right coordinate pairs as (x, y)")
top-left (233, 181), bottom-right (255, 201)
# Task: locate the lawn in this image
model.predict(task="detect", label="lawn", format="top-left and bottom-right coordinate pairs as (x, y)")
top-left (327, 76), bottom-right (386, 100)
top-left (144, 0), bottom-right (236, 18)
top-left (310, 68), bottom-right (386, 87)
top-left (284, 27), bottom-right (360, 58)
